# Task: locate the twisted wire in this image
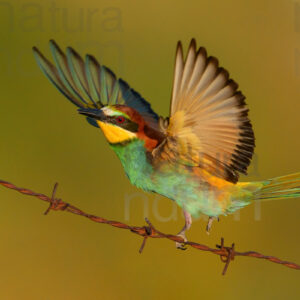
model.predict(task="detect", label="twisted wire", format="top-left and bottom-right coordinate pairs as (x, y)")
top-left (0, 179), bottom-right (299, 275)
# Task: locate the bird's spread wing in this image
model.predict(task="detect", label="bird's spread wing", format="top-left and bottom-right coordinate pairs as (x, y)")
top-left (33, 40), bottom-right (159, 129)
top-left (153, 39), bottom-right (255, 183)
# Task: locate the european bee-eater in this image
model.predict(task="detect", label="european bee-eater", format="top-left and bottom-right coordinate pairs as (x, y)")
top-left (33, 39), bottom-right (300, 249)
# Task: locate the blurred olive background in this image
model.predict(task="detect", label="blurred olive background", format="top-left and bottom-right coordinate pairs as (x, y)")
top-left (0, 0), bottom-right (299, 299)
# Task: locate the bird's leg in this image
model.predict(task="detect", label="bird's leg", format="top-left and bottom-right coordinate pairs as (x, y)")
top-left (176, 210), bottom-right (192, 250)
top-left (206, 216), bottom-right (219, 234)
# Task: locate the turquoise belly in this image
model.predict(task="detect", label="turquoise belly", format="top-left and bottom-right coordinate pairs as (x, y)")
top-left (110, 139), bottom-right (223, 217)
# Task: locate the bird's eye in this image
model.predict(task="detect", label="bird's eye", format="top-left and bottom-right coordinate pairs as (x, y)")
top-left (116, 116), bottom-right (125, 124)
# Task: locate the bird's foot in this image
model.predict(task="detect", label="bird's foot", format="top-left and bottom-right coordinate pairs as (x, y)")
top-left (206, 216), bottom-right (219, 234)
top-left (175, 209), bottom-right (191, 250)
top-left (175, 231), bottom-right (188, 250)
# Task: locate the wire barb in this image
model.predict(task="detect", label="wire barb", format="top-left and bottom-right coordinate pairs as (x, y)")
top-left (0, 179), bottom-right (299, 275)
top-left (137, 224), bottom-right (152, 253)
top-left (44, 183), bottom-right (60, 215)
top-left (216, 238), bottom-right (235, 275)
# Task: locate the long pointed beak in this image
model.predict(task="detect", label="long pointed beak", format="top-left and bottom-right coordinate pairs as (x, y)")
top-left (78, 108), bottom-right (105, 120)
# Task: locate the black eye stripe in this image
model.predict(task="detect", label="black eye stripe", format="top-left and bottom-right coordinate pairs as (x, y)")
top-left (106, 116), bottom-right (139, 132)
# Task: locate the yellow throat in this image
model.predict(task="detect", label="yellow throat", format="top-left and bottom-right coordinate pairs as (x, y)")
top-left (97, 121), bottom-right (136, 144)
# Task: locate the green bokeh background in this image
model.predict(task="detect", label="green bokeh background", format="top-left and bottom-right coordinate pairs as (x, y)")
top-left (0, 0), bottom-right (300, 299)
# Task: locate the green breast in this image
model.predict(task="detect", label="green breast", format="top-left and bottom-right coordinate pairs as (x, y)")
top-left (109, 139), bottom-right (225, 217)
top-left (109, 139), bottom-right (190, 194)
top-left (109, 139), bottom-right (155, 191)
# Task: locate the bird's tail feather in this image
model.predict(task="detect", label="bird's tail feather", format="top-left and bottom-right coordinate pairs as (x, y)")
top-left (254, 172), bottom-right (300, 201)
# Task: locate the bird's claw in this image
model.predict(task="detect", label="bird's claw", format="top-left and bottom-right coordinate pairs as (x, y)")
top-left (206, 216), bottom-right (219, 234)
top-left (175, 232), bottom-right (188, 250)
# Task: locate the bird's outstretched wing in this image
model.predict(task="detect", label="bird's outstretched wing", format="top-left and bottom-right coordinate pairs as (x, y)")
top-left (153, 39), bottom-right (255, 183)
top-left (32, 40), bottom-right (159, 129)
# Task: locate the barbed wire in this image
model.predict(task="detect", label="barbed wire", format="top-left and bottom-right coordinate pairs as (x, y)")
top-left (0, 179), bottom-right (299, 275)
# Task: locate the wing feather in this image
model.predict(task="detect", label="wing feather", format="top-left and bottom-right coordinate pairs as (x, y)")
top-left (32, 46), bottom-right (84, 108)
top-left (85, 55), bottom-right (102, 104)
top-left (154, 39), bottom-right (255, 183)
top-left (179, 39), bottom-right (196, 97)
top-left (170, 42), bottom-right (184, 115)
top-left (33, 40), bottom-right (159, 129)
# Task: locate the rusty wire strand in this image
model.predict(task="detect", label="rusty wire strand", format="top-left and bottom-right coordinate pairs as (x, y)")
top-left (0, 179), bottom-right (299, 275)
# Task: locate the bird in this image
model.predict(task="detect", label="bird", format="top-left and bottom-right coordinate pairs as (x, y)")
top-left (33, 39), bottom-right (300, 249)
